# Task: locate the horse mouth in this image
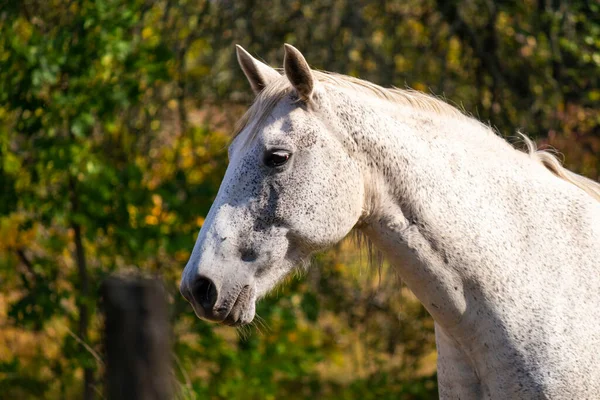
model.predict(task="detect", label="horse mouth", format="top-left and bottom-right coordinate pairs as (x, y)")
top-left (220, 285), bottom-right (255, 326)
top-left (181, 274), bottom-right (257, 326)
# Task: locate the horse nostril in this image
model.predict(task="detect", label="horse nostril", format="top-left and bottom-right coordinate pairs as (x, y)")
top-left (240, 248), bottom-right (258, 262)
top-left (192, 276), bottom-right (218, 311)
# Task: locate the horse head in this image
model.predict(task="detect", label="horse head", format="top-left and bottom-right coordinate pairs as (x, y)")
top-left (180, 45), bottom-right (365, 325)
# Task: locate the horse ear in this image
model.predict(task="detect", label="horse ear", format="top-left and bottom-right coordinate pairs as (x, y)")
top-left (236, 45), bottom-right (280, 95)
top-left (283, 44), bottom-right (314, 101)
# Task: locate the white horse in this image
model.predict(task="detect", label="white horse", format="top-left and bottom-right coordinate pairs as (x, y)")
top-left (180, 44), bottom-right (600, 399)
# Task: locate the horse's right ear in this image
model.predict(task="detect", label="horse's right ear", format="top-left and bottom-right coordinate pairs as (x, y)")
top-left (236, 45), bottom-right (280, 95)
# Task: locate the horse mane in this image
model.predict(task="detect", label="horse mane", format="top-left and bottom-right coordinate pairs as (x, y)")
top-left (233, 70), bottom-right (470, 140)
top-left (311, 71), bottom-right (469, 120)
top-left (234, 70), bottom-right (600, 203)
top-left (519, 135), bottom-right (600, 201)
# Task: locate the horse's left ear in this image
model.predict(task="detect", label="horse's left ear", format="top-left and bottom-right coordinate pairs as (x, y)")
top-left (283, 44), bottom-right (314, 101)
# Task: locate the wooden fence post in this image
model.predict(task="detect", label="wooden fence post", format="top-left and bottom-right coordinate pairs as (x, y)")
top-left (101, 276), bottom-right (172, 400)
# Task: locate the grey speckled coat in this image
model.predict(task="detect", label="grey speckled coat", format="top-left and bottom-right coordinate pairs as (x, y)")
top-left (180, 44), bottom-right (600, 399)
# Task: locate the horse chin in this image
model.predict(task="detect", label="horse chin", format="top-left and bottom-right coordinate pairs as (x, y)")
top-left (221, 301), bottom-right (256, 326)
top-left (192, 303), bottom-right (255, 326)
top-left (222, 314), bottom-right (253, 327)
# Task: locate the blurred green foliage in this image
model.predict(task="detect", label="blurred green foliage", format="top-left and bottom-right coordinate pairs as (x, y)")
top-left (0, 0), bottom-right (598, 399)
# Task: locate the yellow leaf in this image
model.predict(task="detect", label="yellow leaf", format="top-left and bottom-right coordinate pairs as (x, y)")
top-left (145, 215), bottom-right (159, 225)
top-left (413, 82), bottom-right (426, 92)
top-left (142, 27), bottom-right (153, 40)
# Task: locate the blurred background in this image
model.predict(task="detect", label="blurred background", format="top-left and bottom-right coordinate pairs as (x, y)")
top-left (0, 0), bottom-right (598, 399)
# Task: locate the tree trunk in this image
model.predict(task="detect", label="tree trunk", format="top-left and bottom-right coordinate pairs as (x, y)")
top-left (69, 175), bottom-right (94, 400)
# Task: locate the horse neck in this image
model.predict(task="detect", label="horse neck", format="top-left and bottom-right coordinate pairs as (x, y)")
top-left (332, 91), bottom-right (558, 333)
top-left (327, 88), bottom-right (600, 391)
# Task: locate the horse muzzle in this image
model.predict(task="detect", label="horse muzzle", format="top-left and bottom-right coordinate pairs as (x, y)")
top-left (180, 275), bottom-right (256, 326)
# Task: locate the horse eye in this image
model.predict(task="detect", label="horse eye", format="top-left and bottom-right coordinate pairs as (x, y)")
top-left (264, 151), bottom-right (290, 168)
